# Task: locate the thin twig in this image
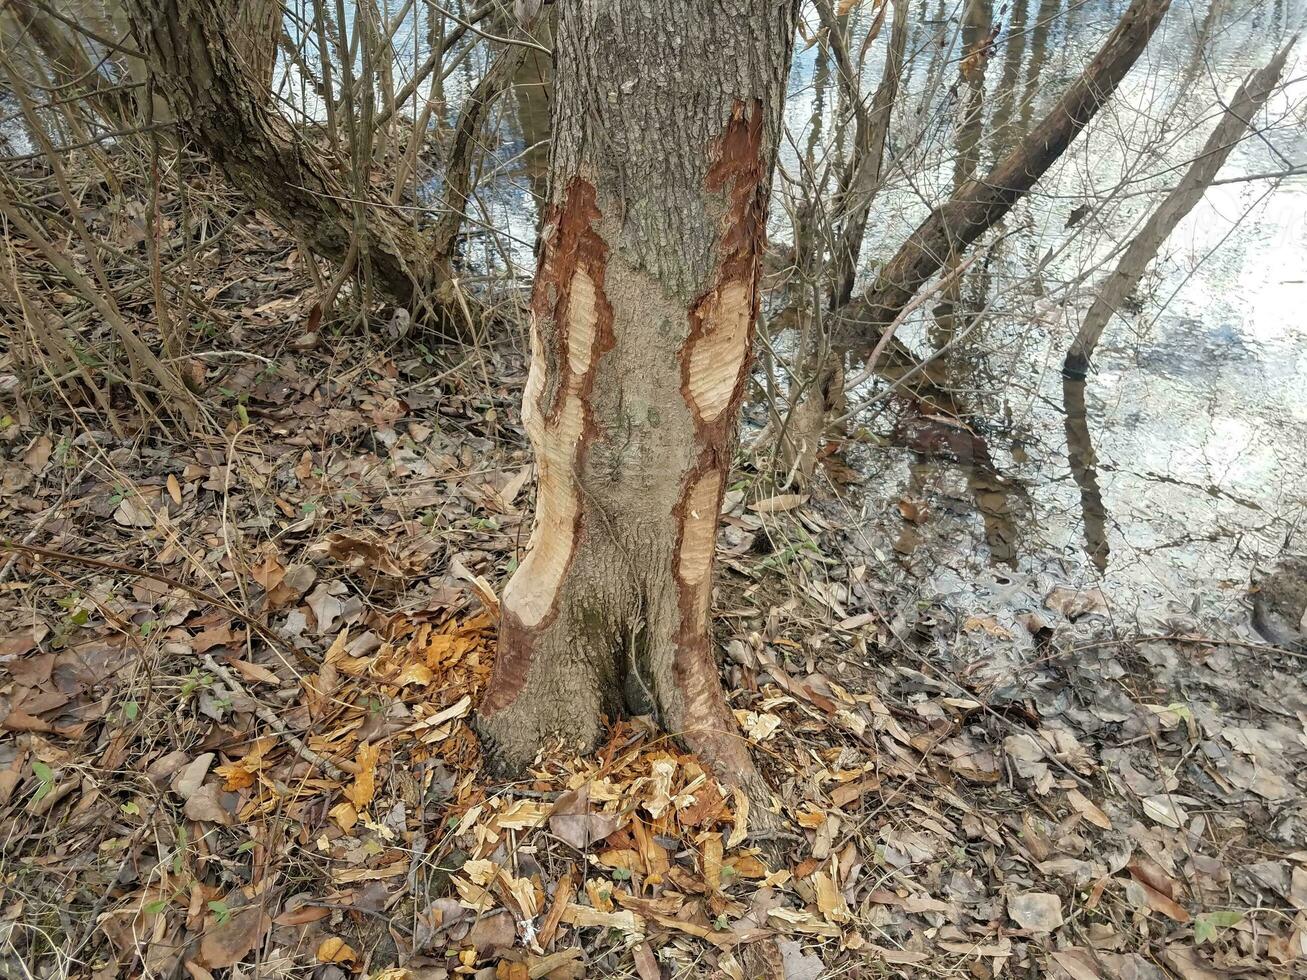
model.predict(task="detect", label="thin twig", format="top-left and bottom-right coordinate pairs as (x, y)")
top-left (201, 653), bottom-right (347, 782)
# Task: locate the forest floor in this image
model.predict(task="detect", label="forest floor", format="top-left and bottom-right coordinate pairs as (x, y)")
top-left (1, 196), bottom-right (1306, 980)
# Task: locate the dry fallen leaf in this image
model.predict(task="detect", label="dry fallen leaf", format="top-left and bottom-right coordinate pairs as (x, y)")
top-left (749, 493), bottom-right (808, 514)
top-left (550, 785), bottom-right (625, 849)
top-left (1067, 788), bottom-right (1113, 829)
top-left (1141, 794), bottom-right (1187, 829)
top-left (1008, 892), bottom-right (1064, 933)
top-left (113, 493), bottom-right (157, 528)
top-left (344, 742), bottom-right (382, 810)
top-left (316, 936), bottom-right (357, 964)
top-left (199, 907), bottom-right (271, 969)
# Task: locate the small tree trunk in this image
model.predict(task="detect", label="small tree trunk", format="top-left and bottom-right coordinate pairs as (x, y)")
top-left (233, 0), bottom-right (281, 94)
top-left (6, 0), bottom-right (137, 125)
top-left (479, 0), bottom-right (797, 799)
top-left (1063, 40), bottom-right (1293, 378)
top-left (1062, 376), bottom-right (1109, 572)
top-left (431, 19), bottom-right (533, 263)
top-left (932, 0), bottom-right (992, 349)
top-left (843, 0), bottom-right (1172, 336)
top-left (125, 0), bottom-right (457, 325)
top-left (829, 0), bottom-right (908, 308)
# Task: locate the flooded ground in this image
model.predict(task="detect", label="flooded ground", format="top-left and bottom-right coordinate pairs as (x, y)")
top-left (817, 0), bottom-right (1307, 657)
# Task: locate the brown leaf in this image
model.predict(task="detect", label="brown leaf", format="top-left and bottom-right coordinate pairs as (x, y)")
top-left (549, 786), bottom-right (625, 849)
top-left (229, 659), bottom-right (280, 686)
top-left (113, 493), bottom-right (158, 528)
top-left (1008, 892), bottom-right (1064, 933)
top-left (1050, 949), bottom-right (1106, 980)
top-left (23, 435), bottom-right (52, 472)
top-left (633, 941), bottom-right (662, 980)
top-left (273, 904), bottom-right (330, 927)
top-left (1164, 946), bottom-right (1226, 980)
top-left (171, 753), bottom-right (214, 799)
top-left (185, 783), bottom-right (235, 825)
top-left (199, 907), bottom-right (271, 969)
top-left (250, 552), bottom-right (285, 591)
top-left (749, 493), bottom-right (808, 514)
top-left (1127, 856), bottom-right (1177, 899)
top-left (1067, 789), bottom-right (1113, 829)
top-left (464, 909), bottom-right (517, 953)
top-left (316, 936), bottom-right (357, 964)
top-left (344, 742), bottom-right (382, 810)
top-left (1125, 864), bottom-right (1190, 923)
top-left (319, 531), bottom-right (417, 578)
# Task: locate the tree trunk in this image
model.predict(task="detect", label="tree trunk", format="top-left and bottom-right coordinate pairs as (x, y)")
top-left (931, 0), bottom-right (991, 349)
top-left (6, 0), bottom-right (137, 125)
top-left (841, 0), bottom-right (1172, 337)
top-left (1063, 39), bottom-right (1293, 378)
top-left (478, 0), bottom-right (797, 800)
top-left (1062, 376), bottom-right (1109, 572)
top-left (233, 0), bottom-right (281, 93)
top-left (124, 0), bottom-right (457, 326)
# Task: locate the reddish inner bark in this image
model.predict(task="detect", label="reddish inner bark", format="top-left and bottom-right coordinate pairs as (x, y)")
top-left (672, 101), bottom-right (769, 761)
top-left (482, 177), bottom-right (614, 717)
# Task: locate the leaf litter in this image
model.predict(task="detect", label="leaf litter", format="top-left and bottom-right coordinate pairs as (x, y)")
top-left (0, 236), bottom-right (1304, 979)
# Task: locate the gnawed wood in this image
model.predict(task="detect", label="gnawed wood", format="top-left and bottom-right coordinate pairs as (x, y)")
top-left (479, 8), bottom-right (796, 815)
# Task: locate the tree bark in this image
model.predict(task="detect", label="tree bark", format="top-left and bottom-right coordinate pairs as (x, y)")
top-left (840, 0), bottom-right (1172, 337)
top-left (233, 0), bottom-right (281, 93)
top-left (1063, 39), bottom-right (1293, 378)
top-left (1062, 376), bottom-right (1109, 572)
top-left (478, 0), bottom-right (797, 801)
top-left (124, 0), bottom-right (457, 325)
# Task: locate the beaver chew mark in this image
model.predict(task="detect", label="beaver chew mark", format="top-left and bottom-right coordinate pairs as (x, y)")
top-left (500, 180), bottom-right (612, 633)
top-left (671, 463), bottom-right (754, 777)
top-left (676, 468), bottom-right (722, 622)
top-left (683, 101), bottom-right (767, 427)
top-left (686, 281), bottom-right (752, 422)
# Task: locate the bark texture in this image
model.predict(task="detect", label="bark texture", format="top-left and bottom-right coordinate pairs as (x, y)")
top-left (1063, 39), bottom-right (1293, 378)
top-left (479, 0), bottom-right (797, 796)
top-left (233, 0), bottom-right (280, 92)
top-left (125, 0), bottom-right (453, 321)
top-left (841, 0), bottom-right (1173, 336)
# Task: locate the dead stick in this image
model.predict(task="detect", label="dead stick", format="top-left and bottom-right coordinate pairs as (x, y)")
top-left (201, 652), bottom-right (346, 782)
